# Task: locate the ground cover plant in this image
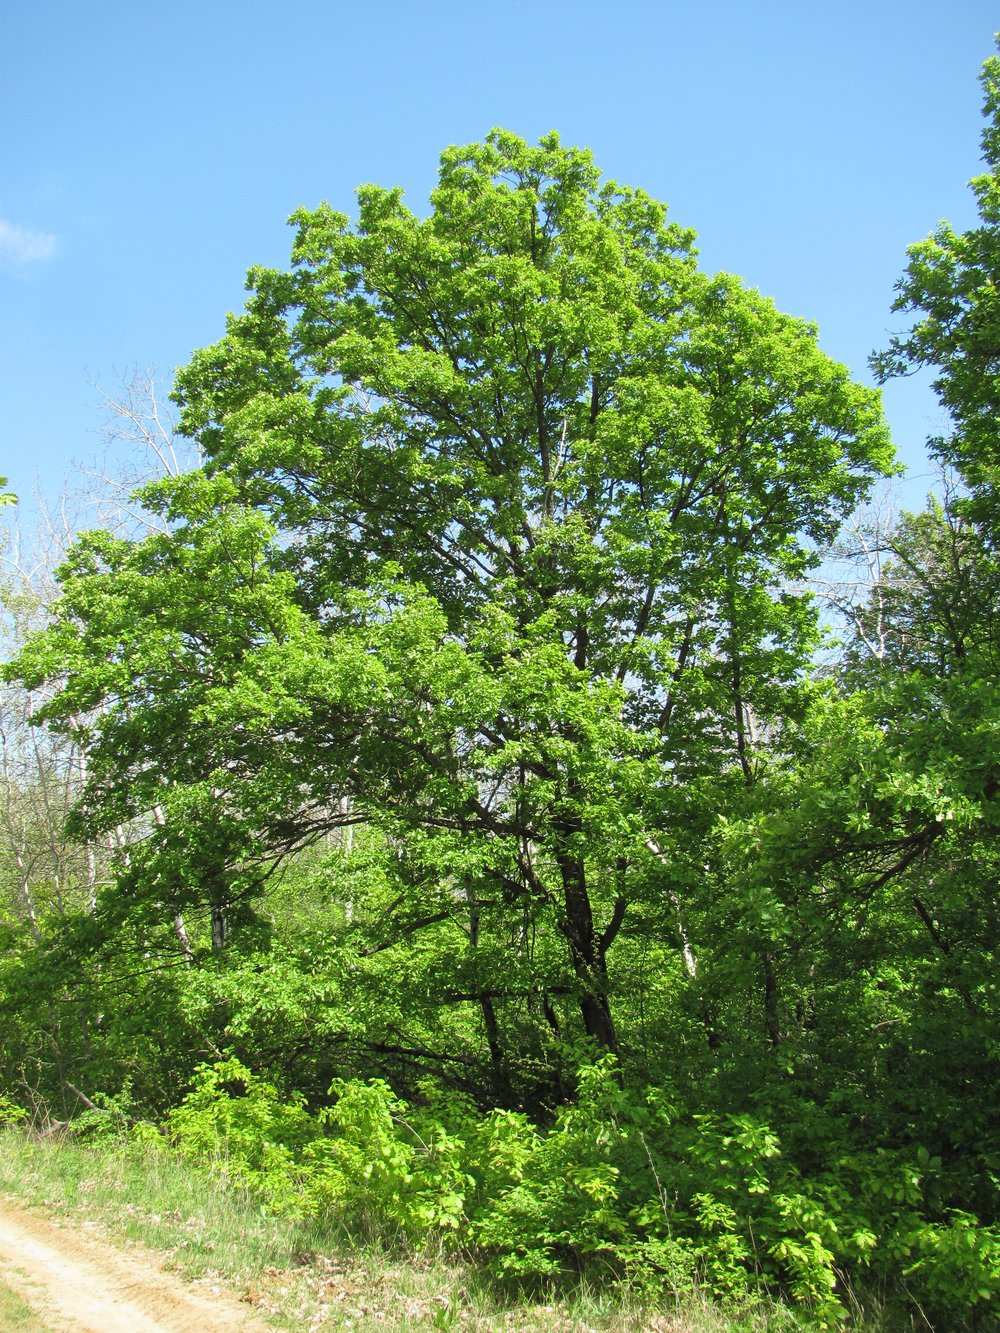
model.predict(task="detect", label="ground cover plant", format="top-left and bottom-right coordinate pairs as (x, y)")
top-left (4, 43), bottom-right (1000, 1333)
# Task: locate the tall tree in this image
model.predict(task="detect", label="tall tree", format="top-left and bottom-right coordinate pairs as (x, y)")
top-left (10, 131), bottom-right (892, 1058)
top-left (864, 45), bottom-right (1000, 968)
top-left (724, 46), bottom-right (1000, 1205)
top-left (873, 46), bottom-right (1000, 534)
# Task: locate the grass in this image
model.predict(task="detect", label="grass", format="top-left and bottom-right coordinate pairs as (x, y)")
top-left (0, 1127), bottom-right (805, 1332)
top-left (0, 1276), bottom-right (58, 1332)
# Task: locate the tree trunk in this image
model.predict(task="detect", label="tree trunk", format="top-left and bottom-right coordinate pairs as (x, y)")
top-left (173, 914), bottom-right (194, 963)
top-left (211, 905), bottom-right (228, 951)
top-left (763, 950), bottom-right (780, 1047)
top-left (468, 891), bottom-right (510, 1103)
top-left (554, 828), bottom-right (618, 1055)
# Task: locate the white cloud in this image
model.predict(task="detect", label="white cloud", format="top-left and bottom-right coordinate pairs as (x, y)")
top-left (0, 218), bottom-right (57, 265)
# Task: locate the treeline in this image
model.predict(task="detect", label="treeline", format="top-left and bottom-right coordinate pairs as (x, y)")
top-left (3, 51), bottom-right (1000, 1331)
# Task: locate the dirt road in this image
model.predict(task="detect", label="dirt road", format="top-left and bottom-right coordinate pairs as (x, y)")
top-left (0, 1197), bottom-right (274, 1333)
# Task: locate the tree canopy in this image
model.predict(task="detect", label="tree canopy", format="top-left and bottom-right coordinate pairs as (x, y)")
top-left (15, 130), bottom-right (891, 1056)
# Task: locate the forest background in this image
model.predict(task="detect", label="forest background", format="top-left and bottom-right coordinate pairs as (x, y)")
top-left (4, 10), bottom-right (1000, 1330)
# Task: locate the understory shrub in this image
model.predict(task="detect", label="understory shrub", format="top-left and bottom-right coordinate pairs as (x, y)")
top-left (163, 1056), bottom-right (1000, 1327)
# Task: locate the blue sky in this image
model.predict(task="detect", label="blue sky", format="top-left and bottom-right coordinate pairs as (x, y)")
top-left (2, 1), bottom-right (997, 515)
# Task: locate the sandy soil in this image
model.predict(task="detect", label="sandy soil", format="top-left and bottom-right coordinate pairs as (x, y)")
top-left (0, 1197), bottom-right (275, 1333)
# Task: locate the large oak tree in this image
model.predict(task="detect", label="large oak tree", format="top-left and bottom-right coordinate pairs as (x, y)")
top-left (12, 131), bottom-right (891, 1057)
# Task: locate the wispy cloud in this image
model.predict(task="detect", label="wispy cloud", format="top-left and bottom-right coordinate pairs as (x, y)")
top-left (0, 218), bottom-right (57, 265)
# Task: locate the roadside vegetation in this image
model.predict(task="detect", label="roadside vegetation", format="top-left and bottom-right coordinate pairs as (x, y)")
top-left (0, 1124), bottom-right (808, 1332)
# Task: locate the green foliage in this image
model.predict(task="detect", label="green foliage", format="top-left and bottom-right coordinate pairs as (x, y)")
top-left (472, 1058), bottom-right (638, 1279)
top-left (64, 1081), bottom-right (141, 1141)
top-left (0, 1094), bottom-right (26, 1126)
top-left (168, 1061), bottom-right (475, 1237)
top-left (898, 1211), bottom-right (1000, 1323)
top-left (169, 1058), bottom-right (315, 1213)
top-left (8, 83), bottom-right (1000, 1332)
top-left (157, 1051), bottom-right (1000, 1325)
top-left (308, 1078), bottom-right (473, 1236)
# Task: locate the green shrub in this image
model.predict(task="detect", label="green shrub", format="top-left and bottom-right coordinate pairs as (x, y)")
top-left (0, 1095), bottom-right (26, 1126)
top-left (159, 1055), bottom-right (1000, 1327)
top-left (305, 1076), bottom-right (473, 1237)
top-left (168, 1058), bottom-right (315, 1214)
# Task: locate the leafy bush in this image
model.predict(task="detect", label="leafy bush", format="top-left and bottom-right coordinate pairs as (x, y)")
top-left (160, 1055), bottom-right (1000, 1327)
top-left (305, 1077), bottom-right (473, 1237)
top-left (168, 1058), bottom-right (315, 1213)
top-left (0, 1094), bottom-right (26, 1126)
